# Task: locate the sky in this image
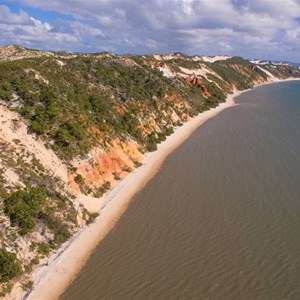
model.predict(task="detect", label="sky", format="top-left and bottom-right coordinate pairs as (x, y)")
top-left (0, 0), bottom-right (299, 62)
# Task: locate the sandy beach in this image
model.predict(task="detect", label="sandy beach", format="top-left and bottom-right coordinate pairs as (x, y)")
top-left (23, 79), bottom-right (299, 300)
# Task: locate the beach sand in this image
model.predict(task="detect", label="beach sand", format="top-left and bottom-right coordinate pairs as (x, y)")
top-left (24, 79), bottom-right (300, 300)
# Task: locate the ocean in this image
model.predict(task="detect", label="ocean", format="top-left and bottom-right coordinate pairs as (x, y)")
top-left (61, 80), bottom-right (300, 300)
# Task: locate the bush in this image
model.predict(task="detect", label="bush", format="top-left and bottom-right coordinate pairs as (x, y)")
top-left (0, 248), bottom-right (21, 283)
top-left (39, 212), bottom-right (71, 246)
top-left (93, 181), bottom-right (111, 198)
top-left (87, 212), bottom-right (99, 224)
top-left (4, 187), bottom-right (47, 235)
top-left (146, 132), bottom-right (158, 152)
top-left (37, 242), bottom-right (51, 256)
top-left (74, 174), bottom-right (84, 185)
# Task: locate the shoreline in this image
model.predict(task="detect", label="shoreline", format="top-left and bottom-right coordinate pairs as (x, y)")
top-left (23, 78), bottom-right (300, 300)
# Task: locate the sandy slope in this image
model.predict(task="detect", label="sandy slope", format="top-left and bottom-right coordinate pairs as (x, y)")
top-left (0, 102), bottom-right (105, 212)
top-left (0, 103), bottom-right (68, 183)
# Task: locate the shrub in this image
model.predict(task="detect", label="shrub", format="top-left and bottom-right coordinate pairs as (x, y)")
top-left (4, 187), bottom-right (47, 235)
top-left (74, 174), bottom-right (84, 185)
top-left (87, 212), bottom-right (99, 224)
top-left (36, 242), bottom-right (51, 256)
top-left (0, 248), bottom-right (21, 283)
top-left (22, 280), bottom-right (33, 291)
top-left (93, 181), bottom-right (111, 198)
top-left (146, 133), bottom-right (158, 152)
top-left (39, 212), bottom-right (71, 246)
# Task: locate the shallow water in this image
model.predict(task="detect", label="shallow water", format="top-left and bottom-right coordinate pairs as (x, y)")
top-left (61, 81), bottom-right (300, 300)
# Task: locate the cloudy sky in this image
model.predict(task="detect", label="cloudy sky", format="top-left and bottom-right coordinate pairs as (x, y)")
top-left (0, 0), bottom-right (299, 61)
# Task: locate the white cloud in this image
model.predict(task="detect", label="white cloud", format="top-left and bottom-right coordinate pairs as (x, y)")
top-left (1, 0), bottom-right (300, 61)
top-left (0, 4), bottom-right (33, 25)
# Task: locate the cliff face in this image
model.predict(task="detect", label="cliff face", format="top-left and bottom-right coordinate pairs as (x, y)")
top-left (0, 45), bottom-right (299, 297)
top-left (69, 138), bottom-right (144, 192)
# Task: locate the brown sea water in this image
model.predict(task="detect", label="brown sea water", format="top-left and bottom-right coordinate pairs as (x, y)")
top-left (61, 81), bottom-right (300, 300)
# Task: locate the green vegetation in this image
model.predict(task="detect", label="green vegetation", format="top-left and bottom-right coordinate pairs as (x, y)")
top-left (2, 51), bottom-right (294, 162)
top-left (74, 174), bottom-right (84, 185)
top-left (203, 61), bottom-right (253, 90)
top-left (40, 212), bottom-right (71, 245)
top-left (4, 186), bottom-right (71, 243)
top-left (0, 146), bottom-right (76, 250)
top-left (170, 58), bottom-right (201, 70)
top-left (93, 181), bottom-right (111, 198)
top-left (30, 242), bottom-right (51, 256)
top-left (4, 187), bottom-right (47, 235)
top-left (87, 212), bottom-right (99, 224)
top-left (221, 56), bottom-right (250, 65)
top-left (0, 248), bottom-right (21, 283)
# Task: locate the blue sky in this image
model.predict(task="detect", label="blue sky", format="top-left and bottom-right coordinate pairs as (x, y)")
top-left (0, 0), bottom-right (299, 62)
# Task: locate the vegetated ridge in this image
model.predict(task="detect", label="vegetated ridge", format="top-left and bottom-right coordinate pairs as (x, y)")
top-left (0, 45), bottom-right (299, 298)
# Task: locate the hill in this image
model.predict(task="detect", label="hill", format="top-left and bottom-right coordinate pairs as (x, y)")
top-left (0, 45), bottom-right (299, 298)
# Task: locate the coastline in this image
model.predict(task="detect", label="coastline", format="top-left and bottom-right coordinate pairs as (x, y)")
top-left (23, 78), bottom-right (299, 300)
